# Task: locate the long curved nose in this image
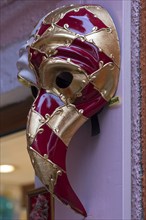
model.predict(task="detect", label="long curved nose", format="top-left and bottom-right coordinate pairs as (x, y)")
top-left (26, 89), bottom-right (87, 216)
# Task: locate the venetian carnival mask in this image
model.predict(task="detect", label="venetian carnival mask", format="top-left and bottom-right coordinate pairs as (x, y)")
top-left (17, 4), bottom-right (120, 217)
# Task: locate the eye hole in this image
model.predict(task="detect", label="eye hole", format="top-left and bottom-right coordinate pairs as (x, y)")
top-left (31, 86), bottom-right (38, 98)
top-left (56, 71), bottom-right (73, 88)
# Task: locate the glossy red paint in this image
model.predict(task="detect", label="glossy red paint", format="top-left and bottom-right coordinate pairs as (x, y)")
top-left (74, 83), bottom-right (107, 117)
top-left (29, 47), bottom-right (47, 73)
top-left (52, 38), bottom-right (112, 75)
top-left (57, 7), bottom-right (107, 35)
top-left (54, 172), bottom-right (87, 217)
top-left (34, 89), bottom-right (64, 117)
top-left (31, 123), bottom-right (67, 171)
top-left (37, 23), bottom-right (51, 36)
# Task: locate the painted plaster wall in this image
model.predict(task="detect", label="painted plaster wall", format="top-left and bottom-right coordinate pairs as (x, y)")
top-left (1, 0), bottom-right (131, 219)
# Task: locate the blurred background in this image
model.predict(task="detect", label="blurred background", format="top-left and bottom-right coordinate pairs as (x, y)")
top-left (0, 0), bottom-right (65, 219)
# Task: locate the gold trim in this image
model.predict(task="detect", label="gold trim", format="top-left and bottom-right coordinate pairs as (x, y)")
top-left (28, 47), bottom-right (42, 81)
top-left (27, 96), bottom-right (87, 146)
top-left (17, 74), bottom-right (32, 87)
top-left (86, 29), bottom-right (120, 68)
top-left (28, 147), bottom-right (64, 193)
top-left (47, 104), bottom-right (87, 146)
top-left (27, 108), bottom-right (45, 145)
top-left (86, 5), bottom-right (117, 31)
top-left (31, 24), bottom-right (76, 54)
top-left (44, 5), bottom-right (83, 25)
top-left (90, 63), bottom-right (119, 101)
top-left (39, 57), bottom-right (89, 104)
top-left (86, 4), bottom-right (120, 68)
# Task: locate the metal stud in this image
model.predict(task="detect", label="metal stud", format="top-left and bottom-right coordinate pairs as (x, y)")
top-left (79, 109), bottom-right (84, 114)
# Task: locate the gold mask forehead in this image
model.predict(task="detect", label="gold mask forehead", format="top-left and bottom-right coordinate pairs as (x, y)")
top-left (19, 4), bottom-right (120, 102)
top-left (30, 4), bottom-right (120, 68)
top-left (31, 25), bottom-right (76, 55)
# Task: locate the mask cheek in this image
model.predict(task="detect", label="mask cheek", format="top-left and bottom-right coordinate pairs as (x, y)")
top-left (74, 83), bottom-right (107, 118)
top-left (17, 48), bottom-right (37, 87)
